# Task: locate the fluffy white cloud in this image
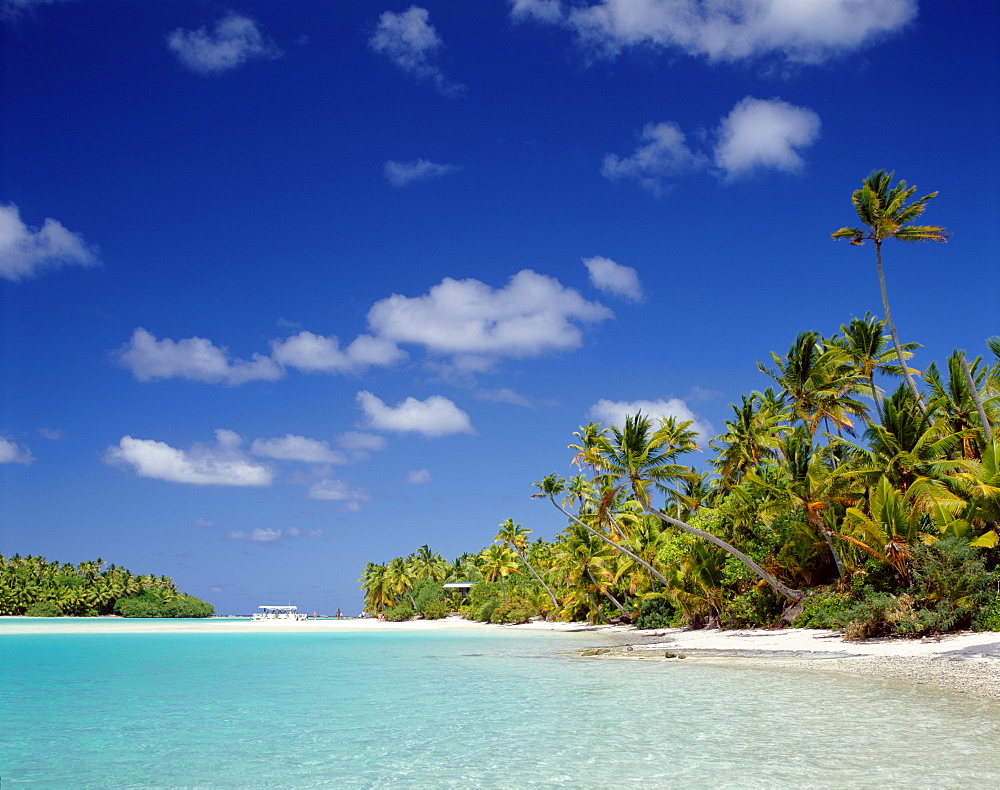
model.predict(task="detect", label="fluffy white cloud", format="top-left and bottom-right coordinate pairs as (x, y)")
top-left (406, 468), bottom-right (432, 484)
top-left (357, 391), bottom-right (473, 437)
top-left (368, 269), bottom-right (612, 370)
top-left (0, 436), bottom-right (34, 465)
top-left (583, 256), bottom-right (643, 301)
top-left (105, 429), bottom-right (273, 486)
top-left (369, 6), bottom-right (464, 97)
top-left (307, 477), bottom-right (370, 502)
top-left (603, 97), bottom-right (819, 192)
top-left (517, 0), bottom-right (916, 64)
top-left (601, 122), bottom-right (705, 195)
top-left (119, 329), bottom-right (283, 385)
top-left (588, 397), bottom-right (711, 445)
top-left (250, 435), bottom-right (347, 464)
top-left (384, 159), bottom-right (460, 187)
top-left (0, 203), bottom-right (99, 282)
top-left (270, 331), bottom-right (404, 374)
top-left (713, 96), bottom-right (821, 179)
top-left (167, 13), bottom-right (280, 74)
top-left (336, 431), bottom-right (387, 452)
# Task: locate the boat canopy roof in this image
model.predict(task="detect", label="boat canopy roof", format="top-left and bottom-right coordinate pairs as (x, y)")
top-left (258, 605), bottom-right (297, 611)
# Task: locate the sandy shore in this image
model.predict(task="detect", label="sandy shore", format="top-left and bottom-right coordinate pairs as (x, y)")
top-left (5, 616), bottom-right (997, 699)
top-left (573, 625), bottom-right (1000, 701)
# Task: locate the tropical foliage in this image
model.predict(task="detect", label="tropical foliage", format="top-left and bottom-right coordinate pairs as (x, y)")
top-left (0, 555), bottom-right (214, 617)
top-left (361, 173), bottom-right (998, 638)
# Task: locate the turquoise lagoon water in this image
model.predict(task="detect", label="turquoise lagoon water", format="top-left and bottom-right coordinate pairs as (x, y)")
top-left (2, 619), bottom-right (999, 788)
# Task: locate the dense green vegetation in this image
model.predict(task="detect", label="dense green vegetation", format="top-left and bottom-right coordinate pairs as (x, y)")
top-left (360, 172), bottom-right (999, 637)
top-left (0, 555), bottom-right (214, 617)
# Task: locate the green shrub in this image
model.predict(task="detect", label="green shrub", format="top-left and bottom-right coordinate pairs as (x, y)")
top-left (115, 592), bottom-right (213, 618)
top-left (421, 598), bottom-right (450, 620)
top-left (490, 600), bottom-right (532, 624)
top-left (722, 588), bottom-right (782, 628)
top-left (413, 579), bottom-right (445, 612)
top-left (635, 596), bottom-right (675, 629)
top-left (25, 601), bottom-right (62, 617)
top-left (384, 604), bottom-right (416, 622)
top-left (793, 590), bottom-right (853, 629)
top-left (474, 598), bottom-right (500, 623)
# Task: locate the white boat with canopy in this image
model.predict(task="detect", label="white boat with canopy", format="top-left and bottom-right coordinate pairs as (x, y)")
top-left (251, 605), bottom-right (308, 621)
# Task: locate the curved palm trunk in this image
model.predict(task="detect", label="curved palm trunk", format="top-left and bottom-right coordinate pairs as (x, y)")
top-left (647, 507), bottom-right (805, 603)
top-left (876, 241), bottom-right (925, 412)
top-left (548, 497), bottom-right (671, 587)
top-left (960, 353), bottom-right (993, 445)
top-left (516, 550), bottom-right (559, 612)
top-left (585, 568), bottom-right (629, 618)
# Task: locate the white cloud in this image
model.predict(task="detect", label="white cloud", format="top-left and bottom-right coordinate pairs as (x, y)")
top-left (588, 397), bottom-right (711, 446)
top-left (250, 435), bottom-right (347, 464)
top-left (603, 97), bottom-right (819, 193)
top-left (713, 96), bottom-right (820, 179)
top-left (367, 269), bottom-right (612, 371)
top-left (337, 431), bottom-right (387, 452)
top-left (519, 0), bottom-right (916, 64)
top-left (0, 203), bottom-right (99, 282)
top-left (601, 122), bottom-right (705, 195)
top-left (406, 468), bottom-right (432, 484)
top-left (307, 477), bottom-right (370, 502)
top-left (105, 429), bottom-right (273, 486)
top-left (118, 329), bottom-right (282, 386)
top-left (270, 331), bottom-right (404, 374)
top-left (167, 13), bottom-right (280, 74)
top-left (369, 6), bottom-right (464, 97)
top-left (510, 0), bottom-right (563, 23)
top-left (228, 528), bottom-right (282, 543)
top-left (583, 256), bottom-right (643, 301)
top-left (194, 518), bottom-right (216, 528)
top-left (357, 391), bottom-right (473, 437)
top-left (307, 528), bottom-right (326, 538)
top-left (384, 159), bottom-right (459, 187)
top-left (37, 427), bottom-right (63, 440)
top-left (0, 437), bottom-right (34, 465)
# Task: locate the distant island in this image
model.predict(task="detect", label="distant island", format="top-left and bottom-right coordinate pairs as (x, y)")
top-left (0, 555), bottom-right (214, 618)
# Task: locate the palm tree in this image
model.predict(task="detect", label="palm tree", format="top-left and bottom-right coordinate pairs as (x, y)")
top-left (832, 170), bottom-right (948, 407)
top-left (758, 331), bottom-right (867, 435)
top-left (831, 313), bottom-right (917, 418)
top-left (495, 519), bottom-right (558, 611)
top-left (478, 544), bottom-right (520, 602)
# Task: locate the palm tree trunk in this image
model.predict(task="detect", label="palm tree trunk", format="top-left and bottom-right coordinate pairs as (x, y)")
top-left (648, 507), bottom-right (805, 603)
top-left (583, 569), bottom-right (616, 623)
top-left (876, 241), bottom-right (924, 411)
top-left (960, 353), bottom-right (993, 445)
top-left (549, 497), bottom-right (671, 587)
top-left (517, 550), bottom-right (559, 611)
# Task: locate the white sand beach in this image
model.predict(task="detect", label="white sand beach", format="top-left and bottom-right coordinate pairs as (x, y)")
top-left (5, 616), bottom-right (997, 699)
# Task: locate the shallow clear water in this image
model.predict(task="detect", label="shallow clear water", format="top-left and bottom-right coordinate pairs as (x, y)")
top-left (2, 620), bottom-right (999, 788)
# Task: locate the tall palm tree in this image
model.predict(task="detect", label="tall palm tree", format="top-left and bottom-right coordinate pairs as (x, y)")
top-left (495, 519), bottom-right (558, 611)
top-left (832, 170), bottom-right (948, 407)
top-left (831, 312), bottom-right (917, 418)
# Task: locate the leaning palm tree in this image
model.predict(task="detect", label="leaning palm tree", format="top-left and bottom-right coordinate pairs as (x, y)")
top-left (495, 519), bottom-right (558, 611)
top-left (832, 170), bottom-right (948, 407)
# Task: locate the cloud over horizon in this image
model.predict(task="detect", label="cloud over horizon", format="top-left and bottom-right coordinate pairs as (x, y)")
top-left (167, 13), bottom-right (281, 74)
top-left (0, 203), bottom-right (99, 282)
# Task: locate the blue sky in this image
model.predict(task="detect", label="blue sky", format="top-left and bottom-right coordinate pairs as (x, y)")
top-left (2, 0), bottom-right (997, 615)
